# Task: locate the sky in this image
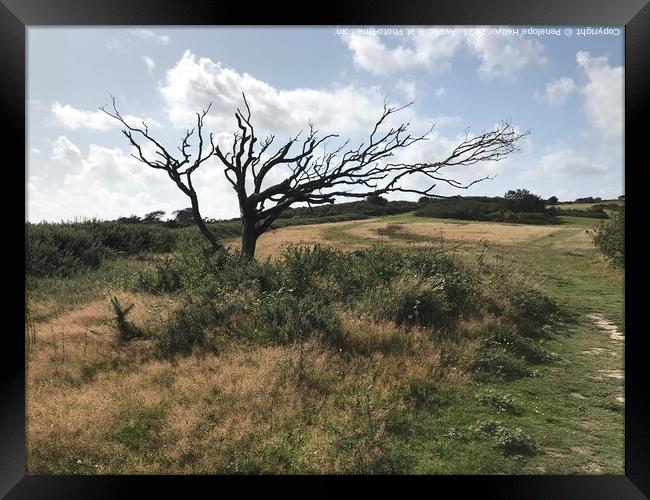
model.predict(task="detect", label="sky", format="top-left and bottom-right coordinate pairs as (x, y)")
top-left (27, 26), bottom-right (624, 222)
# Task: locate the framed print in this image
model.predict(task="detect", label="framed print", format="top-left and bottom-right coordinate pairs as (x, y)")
top-left (3, 0), bottom-right (648, 497)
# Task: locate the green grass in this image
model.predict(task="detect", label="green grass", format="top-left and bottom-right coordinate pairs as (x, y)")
top-left (319, 213), bottom-right (624, 473)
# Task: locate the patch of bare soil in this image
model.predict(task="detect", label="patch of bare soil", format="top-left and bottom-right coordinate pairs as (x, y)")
top-left (597, 370), bottom-right (624, 380)
top-left (585, 313), bottom-right (624, 342)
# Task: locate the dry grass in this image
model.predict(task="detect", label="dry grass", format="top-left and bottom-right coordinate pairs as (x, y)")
top-left (352, 220), bottom-right (559, 246)
top-left (26, 295), bottom-right (482, 474)
top-left (224, 218), bottom-right (559, 259)
top-left (225, 220), bottom-right (378, 258)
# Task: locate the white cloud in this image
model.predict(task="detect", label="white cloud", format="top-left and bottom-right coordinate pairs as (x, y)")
top-left (576, 51), bottom-right (623, 139)
top-left (50, 136), bottom-right (81, 161)
top-left (29, 139), bottom-right (196, 222)
top-left (464, 30), bottom-right (547, 81)
top-left (159, 50), bottom-right (458, 140)
top-left (537, 147), bottom-right (608, 177)
top-left (340, 31), bottom-right (463, 76)
top-left (537, 77), bottom-right (577, 105)
top-left (340, 28), bottom-right (546, 80)
top-left (130, 29), bottom-right (170, 45)
top-left (143, 55), bottom-right (156, 76)
top-left (106, 30), bottom-right (170, 53)
top-left (51, 102), bottom-right (161, 131)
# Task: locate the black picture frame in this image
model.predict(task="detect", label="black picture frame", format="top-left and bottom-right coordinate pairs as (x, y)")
top-left (4, 0), bottom-right (648, 497)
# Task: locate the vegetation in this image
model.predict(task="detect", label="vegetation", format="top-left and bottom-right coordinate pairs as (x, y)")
top-left (414, 190), bottom-right (558, 224)
top-left (25, 195), bottom-right (624, 475)
top-left (592, 205), bottom-right (625, 267)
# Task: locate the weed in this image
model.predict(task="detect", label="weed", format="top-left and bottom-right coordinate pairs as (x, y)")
top-left (477, 390), bottom-right (522, 415)
top-left (110, 296), bottom-right (143, 342)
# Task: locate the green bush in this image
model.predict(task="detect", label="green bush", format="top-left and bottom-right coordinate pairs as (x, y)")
top-left (414, 194), bottom-right (558, 225)
top-left (249, 290), bottom-right (342, 345)
top-left (157, 295), bottom-right (241, 357)
top-left (478, 323), bottom-right (555, 364)
top-left (408, 380), bottom-right (451, 411)
top-left (131, 244), bottom-right (558, 359)
top-left (496, 278), bottom-right (559, 336)
top-left (472, 350), bottom-right (530, 381)
top-left (470, 420), bottom-right (536, 455)
top-left (26, 223), bottom-right (105, 278)
top-left (477, 390), bottom-right (522, 415)
top-left (157, 287), bottom-right (341, 356)
top-left (592, 206), bottom-right (624, 267)
top-left (365, 277), bottom-right (452, 329)
top-left (94, 222), bottom-right (174, 255)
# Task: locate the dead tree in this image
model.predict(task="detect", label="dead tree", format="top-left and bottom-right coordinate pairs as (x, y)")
top-left (100, 97), bottom-right (223, 252)
top-left (101, 94), bottom-right (527, 258)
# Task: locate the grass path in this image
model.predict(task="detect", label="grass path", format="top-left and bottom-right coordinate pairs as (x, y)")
top-left (318, 213), bottom-right (624, 473)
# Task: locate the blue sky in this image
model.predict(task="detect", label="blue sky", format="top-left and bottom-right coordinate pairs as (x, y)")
top-left (27, 27), bottom-right (624, 222)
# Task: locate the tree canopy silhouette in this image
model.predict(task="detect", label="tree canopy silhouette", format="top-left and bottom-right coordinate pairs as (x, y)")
top-left (101, 94), bottom-right (528, 257)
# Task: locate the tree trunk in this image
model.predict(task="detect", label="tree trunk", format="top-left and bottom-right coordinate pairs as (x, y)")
top-left (190, 196), bottom-right (222, 253)
top-left (240, 217), bottom-right (257, 258)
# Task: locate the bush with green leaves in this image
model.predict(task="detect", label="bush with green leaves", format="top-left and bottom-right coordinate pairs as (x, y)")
top-left (26, 223), bottom-right (105, 278)
top-left (132, 244), bottom-right (559, 359)
top-left (489, 276), bottom-right (559, 337)
top-left (249, 289), bottom-right (342, 345)
top-left (476, 390), bottom-right (522, 415)
top-left (478, 322), bottom-right (556, 364)
top-left (472, 349), bottom-right (530, 382)
top-left (364, 277), bottom-right (453, 329)
top-left (470, 420), bottom-right (536, 455)
top-left (592, 205), bottom-right (624, 267)
top-left (27, 219), bottom-right (176, 278)
top-left (157, 288), bottom-right (341, 356)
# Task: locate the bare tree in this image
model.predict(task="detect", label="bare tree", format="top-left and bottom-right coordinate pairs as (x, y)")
top-left (100, 98), bottom-right (222, 252)
top-left (101, 94), bottom-right (527, 258)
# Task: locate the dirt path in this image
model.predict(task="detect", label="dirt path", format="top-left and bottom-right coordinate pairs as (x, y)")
top-left (585, 313), bottom-right (624, 342)
top-left (585, 313), bottom-right (625, 407)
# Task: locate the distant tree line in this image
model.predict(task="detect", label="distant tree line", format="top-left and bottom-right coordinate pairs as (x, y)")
top-left (414, 189), bottom-right (560, 224)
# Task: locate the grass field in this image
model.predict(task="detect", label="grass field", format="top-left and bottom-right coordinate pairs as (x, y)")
top-left (25, 212), bottom-right (624, 474)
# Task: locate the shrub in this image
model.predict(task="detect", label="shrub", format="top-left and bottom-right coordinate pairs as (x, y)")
top-left (249, 290), bottom-right (342, 345)
top-left (493, 427), bottom-right (536, 455)
top-left (550, 207), bottom-right (609, 219)
top-left (365, 276), bottom-right (453, 329)
top-left (145, 244), bottom-right (559, 360)
top-left (26, 219), bottom-right (175, 279)
top-left (136, 257), bottom-right (185, 293)
top-left (478, 323), bottom-right (555, 364)
top-left (497, 278), bottom-right (559, 336)
top-left (157, 296), bottom-right (241, 356)
top-left (92, 222), bottom-right (174, 255)
top-left (157, 287), bottom-right (341, 356)
top-left (26, 223), bottom-right (105, 278)
top-left (414, 194), bottom-right (558, 224)
top-left (477, 390), bottom-right (522, 415)
top-left (469, 420), bottom-right (536, 455)
top-left (592, 206), bottom-right (624, 267)
top-left (472, 350), bottom-right (530, 381)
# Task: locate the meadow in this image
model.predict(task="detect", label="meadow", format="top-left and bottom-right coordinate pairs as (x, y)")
top-left (25, 206), bottom-right (624, 474)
